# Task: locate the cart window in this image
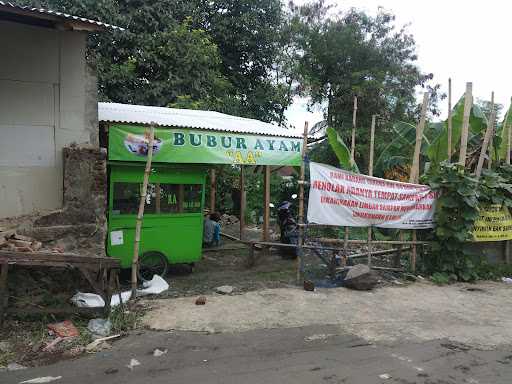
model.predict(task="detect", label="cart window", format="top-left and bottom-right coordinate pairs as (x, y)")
top-left (159, 184), bottom-right (202, 213)
top-left (112, 182), bottom-right (156, 215)
top-left (183, 184), bottom-right (202, 213)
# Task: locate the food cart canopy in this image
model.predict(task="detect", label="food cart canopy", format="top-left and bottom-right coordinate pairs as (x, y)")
top-left (99, 103), bottom-right (304, 166)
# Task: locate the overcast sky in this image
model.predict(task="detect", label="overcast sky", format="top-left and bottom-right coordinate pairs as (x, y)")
top-left (284, 0), bottom-right (511, 131)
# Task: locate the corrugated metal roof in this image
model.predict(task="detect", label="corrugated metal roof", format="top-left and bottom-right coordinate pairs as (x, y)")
top-left (0, 1), bottom-right (124, 31)
top-left (99, 102), bottom-right (302, 138)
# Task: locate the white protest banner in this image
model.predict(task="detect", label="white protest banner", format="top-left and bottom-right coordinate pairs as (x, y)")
top-left (307, 162), bottom-right (437, 229)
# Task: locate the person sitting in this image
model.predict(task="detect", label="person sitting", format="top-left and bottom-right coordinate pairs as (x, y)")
top-left (203, 212), bottom-right (221, 247)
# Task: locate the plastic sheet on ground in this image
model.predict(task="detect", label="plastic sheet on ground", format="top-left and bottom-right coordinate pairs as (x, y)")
top-left (70, 275), bottom-right (169, 308)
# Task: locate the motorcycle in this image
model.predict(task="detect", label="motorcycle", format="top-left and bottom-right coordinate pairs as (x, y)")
top-left (277, 198), bottom-right (299, 259)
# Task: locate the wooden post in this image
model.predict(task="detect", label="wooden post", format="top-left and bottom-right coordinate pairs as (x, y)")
top-left (507, 102), bottom-right (511, 165)
top-left (458, 83), bottom-right (473, 168)
top-left (475, 92), bottom-right (495, 178)
top-left (488, 92), bottom-right (495, 170)
top-left (367, 115), bottom-right (377, 266)
top-left (296, 122), bottom-right (309, 282)
top-left (262, 165), bottom-right (271, 242)
top-left (240, 165), bottom-right (245, 240)
top-left (209, 169), bottom-right (216, 212)
top-left (409, 93), bottom-right (429, 274)
top-left (131, 125), bottom-right (155, 298)
top-left (448, 78), bottom-right (453, 162)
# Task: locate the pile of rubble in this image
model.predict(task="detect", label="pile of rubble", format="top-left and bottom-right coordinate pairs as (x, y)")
top-left (0, 229), bottom-right (61, 253)
top-left (220, 214), bottom-right (240, 226)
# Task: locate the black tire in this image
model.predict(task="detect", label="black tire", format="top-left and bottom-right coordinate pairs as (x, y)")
top-left (138, 251), bottom-right (169, 281)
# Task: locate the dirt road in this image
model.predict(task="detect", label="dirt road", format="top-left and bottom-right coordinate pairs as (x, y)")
top-left (3, 325), bottom-right (512, 384)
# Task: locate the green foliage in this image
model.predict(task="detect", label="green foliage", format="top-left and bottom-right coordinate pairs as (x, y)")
top-left (326, 127), bottom-right (359, 172)
top-left (425, 162), bottom-right (512, 282)
top-left (498, 102), bottom-right (512, 161)
top-left (427, 96), bottom-right (488, 165)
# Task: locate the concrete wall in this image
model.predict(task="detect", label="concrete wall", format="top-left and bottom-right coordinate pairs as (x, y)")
top-left (0, 21), bottom-right (98, 218)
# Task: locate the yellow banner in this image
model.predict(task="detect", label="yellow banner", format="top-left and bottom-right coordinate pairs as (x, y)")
top-left (472, 204), bottom-right (512, 242)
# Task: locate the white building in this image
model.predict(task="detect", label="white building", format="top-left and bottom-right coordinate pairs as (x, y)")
top-left (0, 2), bottom-right (121, 218)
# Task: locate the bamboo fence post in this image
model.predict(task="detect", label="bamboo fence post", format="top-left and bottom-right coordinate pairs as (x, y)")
top-left (131, 125), bottom-right (155, 297)
top-left (458, 83), bottom-right (473, 168)
top-left (209, 169), bottom-right (216, 212)
top-left (409, 93), bottom-right (429, 274)
top-left (367, 115), bottom-right (377, 267)
top-left (345, 96), bottom-right (358, 260)
top-left (475, 92), bottom-right (495, 179)
top-left (448, 78), bottom-right (453, 162)
top-left (296, 121), bottom-right (309, 283)
top-left (488, 92), bottom-right (495, 170)
top-left (240, 165), bottom-right (245, 240)
top-left (262, 165), bottom-right (271, 242)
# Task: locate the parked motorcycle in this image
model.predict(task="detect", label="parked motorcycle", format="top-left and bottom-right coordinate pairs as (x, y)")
top-left (277, 199), bottom-right (299, 259)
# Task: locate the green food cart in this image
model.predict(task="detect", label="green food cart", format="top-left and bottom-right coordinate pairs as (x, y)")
top-left (100, 103), bottom-right (303, 278)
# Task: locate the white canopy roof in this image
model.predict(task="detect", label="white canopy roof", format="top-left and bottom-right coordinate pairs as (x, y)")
top-left (98, 102), bottom-right (302, 138)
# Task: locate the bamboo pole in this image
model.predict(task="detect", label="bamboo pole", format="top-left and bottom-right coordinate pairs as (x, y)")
top-left (209, 169), bottom-right (216, 212)
top-left (296, 121), bottom-right (309, 283)
top-left (345, 96), bottom-right (358, 260)
top-left (475, 92), bottom-right (495, 178)
top-left (409, 93), bottom-right (429, 274)
top-left (131, 125), bottom-right (155, 297)
top-left (507, 107), bottom-right (511, 165)
top-left (410, 93), bottom-right (429, 183)
top-left (262, 165), bottom-right (271, 242)
top-left (488, 92), bottom-right (495, 170)
top-left (350, 96), bottom-right (357, 165)
top-left (240, 165), bottom-right (245, 240)
top-left (367, 115), bottom-right (377, 267)
top-left (458, 83), bottom-right (473, 168)
top-left (448, 78), bottom-right (453, 162)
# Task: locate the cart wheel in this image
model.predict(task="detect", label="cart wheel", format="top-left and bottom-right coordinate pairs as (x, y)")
top-left (138, 251), bottom-right (169, 281)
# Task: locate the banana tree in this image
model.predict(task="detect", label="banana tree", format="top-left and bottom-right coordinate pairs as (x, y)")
top-left (326, 126), bottom-right (359, 172)
top-left (498, 101), bottom-right (512, 161)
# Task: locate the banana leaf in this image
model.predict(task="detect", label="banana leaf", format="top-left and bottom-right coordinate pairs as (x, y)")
top-left (374, 121), bottom-right (432, 176)
top-left (326, 127), bottom-right (359, 173)
top-left (498, 102), bottom-right (512, 161)
top-left (427, 96), bottom-right (488, 164)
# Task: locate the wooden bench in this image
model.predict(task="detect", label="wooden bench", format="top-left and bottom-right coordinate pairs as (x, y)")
top-left (0, 251), bottom-right (121, 326)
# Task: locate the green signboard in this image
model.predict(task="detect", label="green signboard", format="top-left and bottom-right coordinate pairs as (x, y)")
top-left (108, 125), bottom-right (302, 166)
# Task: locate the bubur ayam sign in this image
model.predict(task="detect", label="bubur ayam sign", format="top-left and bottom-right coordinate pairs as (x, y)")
top-left (108, 125), bottom-right (302, 166)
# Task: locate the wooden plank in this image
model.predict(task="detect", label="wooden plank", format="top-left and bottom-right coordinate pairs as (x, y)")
top-left (0, 251), bottom-right (119, 265)
top-left (458, 82), bottom-right (473, 167)
top-left (132, 125), bottom-right (155, 297)
top-left (297, 122), bottom-right (309, 282)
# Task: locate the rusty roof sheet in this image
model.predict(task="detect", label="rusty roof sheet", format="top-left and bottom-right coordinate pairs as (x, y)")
top-left (99, 102), bottom-right (302, 138)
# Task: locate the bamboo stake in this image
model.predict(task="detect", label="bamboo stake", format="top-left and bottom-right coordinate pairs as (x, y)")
top-left (409, 93), bottom-right (429, 274)
top-left (367, 115), bottom-right (377, 267)
top-left (448, 78), bottom-right (453, 162)
top-left (131, 125), bottom-right (155, 297)
top-left (475, 92), bottom-right (495, 179)
top-left (240, 165), bottom-right (245, 240)
top-left (507, 107), bottom-right (511, 165)
top-left (458, 83), bottom-right (473, 168)
top-left (296, 121), bottom-right (309, 283)
top-left (488, 92), bottom-right (495, 170)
